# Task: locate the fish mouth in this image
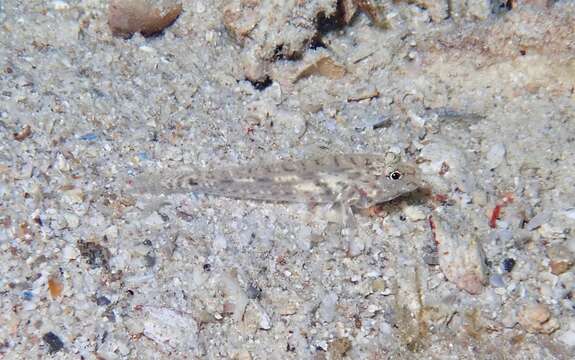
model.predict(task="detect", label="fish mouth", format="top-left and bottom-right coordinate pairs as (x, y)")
top-left (413, 178), bottom-right (431, 192)
top-left (408, 179), bottom-right (433, 200)
top-left (402, 181), bottom-right (423, 196)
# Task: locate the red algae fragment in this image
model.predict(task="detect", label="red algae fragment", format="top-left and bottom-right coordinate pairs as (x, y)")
top-left (489, 193), bottom-right (514, 229)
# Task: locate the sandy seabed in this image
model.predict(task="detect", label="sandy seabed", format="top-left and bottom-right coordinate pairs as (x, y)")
top-left (1, 1), bottom-right (574, 359)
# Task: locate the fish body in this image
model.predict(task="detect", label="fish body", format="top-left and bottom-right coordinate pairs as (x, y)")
top-left (135, 153), bottom-right (422, 209)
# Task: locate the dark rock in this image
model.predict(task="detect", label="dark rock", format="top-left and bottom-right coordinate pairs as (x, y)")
top-left (42, 332), bottom-right (64, 354)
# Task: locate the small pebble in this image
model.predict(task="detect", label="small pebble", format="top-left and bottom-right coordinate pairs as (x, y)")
top-left (258, 309), bottom-right (272, 330)
top-left (62, 188), bottom-right (84, 204)
top-left (108, 0), bottom-right (183, 38)
top-left (62, 245), bottom-right (80, 261)
top-left (63, 213), bottom-right (80, 229)
top-left (246, 284), bottom-right (262, 300)
top-left (552, 284), bottom-right (569, 300)
top-left (497, 229), bottom-right (513, 243)
top-left (365, 271), bottom-right (381, 278)
top-left (78, 241), bottom-right (111, 269)
top-left (422, 244), bottom-right (439, 265)
top-left (316, 340), bottom-right (328, 352)
top-left (213, 233), bottom-right (228, 252)
top-left (539, 223), bottom-right (565, 239)
top-left (489, 274), bottom-right (505, 288)
top-left (526, 210), bottom-right (551, 231)
top-left (558, 330), bottom-right (575, 347)
top-left (143, 253), bottom-right (156, 268)
top-left (280, 302), bottom-right (298, 316)
top-left (380, 321), bottom-right (393, 336)
top-left (96, 296), bottom-right (111, 306)
top-left (13, 124), bottom-right (32, 141)
top-left (273, 109), bottom-right (307, 138)
top-left (486, 143), bottom-right (506, 169)
top-left (42, 332), bottom-right (64, 354)
top-left (79, 132), bottom-right (98, 141)
top-left (233, 350), bottom-right (252, 360)
top-left (371, 279), bottom-right (386, 292)
top-left (143, 213), bottom-right (164, 228)
top-left (423, 254), bottom-right (439, 266)
top-left (318, 293), bottom-right (338, 323)
top-left (195, 2), bottom-right (206, 14)
top-left (328, 338), bottom-right (352, 359)
top-left (404, 206), bottom-right (426, 221)
top-left (48, 278), bottom-right (63, 298)
top-left (367, 304), bottom-right (379, 314)
top-left (501, 258), bottom-right (516, 273)
top-left (137, 151), bottom-right (150, 160)
top-left (550, 261), bottom-right (572, 276)
top-left (52, 1), bottom-right (70, 11)
top-left (471, 191), bottom-right (488, 206)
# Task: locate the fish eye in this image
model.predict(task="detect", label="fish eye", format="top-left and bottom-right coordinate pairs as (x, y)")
top-left (389, 170), bottom-right (402, 180)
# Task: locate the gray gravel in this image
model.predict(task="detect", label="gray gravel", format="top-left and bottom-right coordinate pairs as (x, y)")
top-left (1, 1), bottom-right (574, 359)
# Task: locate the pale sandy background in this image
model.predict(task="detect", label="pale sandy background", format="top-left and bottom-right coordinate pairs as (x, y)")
top-left (1, 1), bottom-right (574, 359)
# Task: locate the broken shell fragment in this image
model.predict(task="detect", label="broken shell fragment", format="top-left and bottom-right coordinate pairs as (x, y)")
top-left (431, 210), bottom-right (488, 295)
top-left (294, 56), bottom-right (346, 82)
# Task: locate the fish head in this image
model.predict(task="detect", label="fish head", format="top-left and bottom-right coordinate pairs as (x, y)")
top-left (358, 155), bottom-right (424, 208)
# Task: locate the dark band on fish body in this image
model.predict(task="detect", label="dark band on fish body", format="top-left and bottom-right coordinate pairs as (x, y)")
top-left (316, 180), bottom-right (333, 197)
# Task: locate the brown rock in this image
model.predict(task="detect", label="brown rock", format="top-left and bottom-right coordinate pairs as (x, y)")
top-left (550, 260), bottom-right (572, 275)
top-left (108, 0), bottom-right (182, 38)
top-left (547, 244), bottom-right (574, 275)
top-left (518, 303), bottom-right (560, 334)
top-left (13, 124), bottom-right (32, 141)
top-left (328, 337), bottom-right (352, 360)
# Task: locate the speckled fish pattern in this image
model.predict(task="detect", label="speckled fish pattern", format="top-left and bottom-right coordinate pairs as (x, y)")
top-left (135, 153), bottom-right (423, 209)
